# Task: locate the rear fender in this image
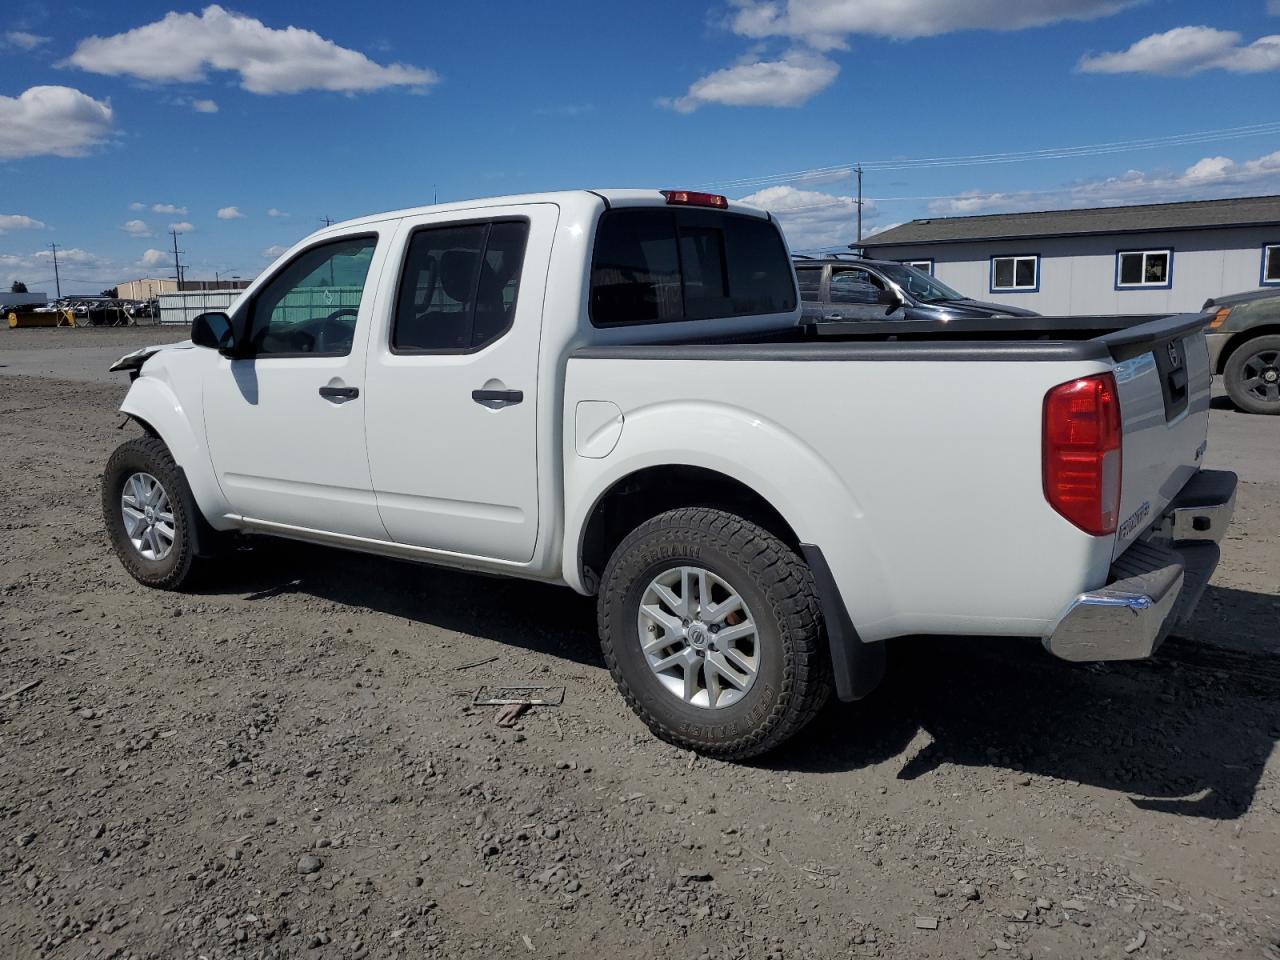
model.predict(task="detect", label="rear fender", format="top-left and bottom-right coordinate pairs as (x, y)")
top-left (119, 376), bottom-right (232, 529)
top-left (563, 400), bottom-right (894, 632)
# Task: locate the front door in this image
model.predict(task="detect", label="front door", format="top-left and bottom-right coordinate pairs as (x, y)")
top-left (202, 231), bottom-right (391, 540)
top-left (363, 204), bottom-right (555, 563)
top-left (826, 266), bottom-right (906, 322)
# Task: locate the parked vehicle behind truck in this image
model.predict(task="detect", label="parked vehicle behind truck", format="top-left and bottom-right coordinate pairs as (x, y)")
top-left (1202, 287), bottom-right (1280, 415)
top-left (103, 188), bottom-right (1236, 759)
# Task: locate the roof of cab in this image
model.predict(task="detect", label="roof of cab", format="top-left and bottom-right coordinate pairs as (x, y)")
top-left (322, 189), bottom-right (769, 233)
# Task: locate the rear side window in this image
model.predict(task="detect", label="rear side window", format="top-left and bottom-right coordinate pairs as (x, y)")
top-left (590, 209), bottom-right (796, 326)
top-left (392, 220), bottom-right (530, 353)
top-left (795, 267), bottom-right (822, 301)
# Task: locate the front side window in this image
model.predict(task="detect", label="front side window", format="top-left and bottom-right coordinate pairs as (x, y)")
top-left (247, 236), bottom-right (377, 356)
top-left (1116, 249), bottom-right (1172, 289)
top-left (590, 208), bottom-right (796, 326)
top-left (829, 267), bottom-right (885, 304)
top-left (795, 266), bottom-right (822, 301)
top-left (991, 255), bottom-right (1039, 292)
top-left (392, 220), bottom-right (530, 352)
top-left (1263, 244), bottom-right (1280, 285)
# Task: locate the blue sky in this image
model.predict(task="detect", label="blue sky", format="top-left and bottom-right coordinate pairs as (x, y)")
top-left (3, 0), bottom-right (1280, 293)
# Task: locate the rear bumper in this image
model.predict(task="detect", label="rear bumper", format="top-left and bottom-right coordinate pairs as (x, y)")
top-left (1044, 469), bottom-right (1237, 663)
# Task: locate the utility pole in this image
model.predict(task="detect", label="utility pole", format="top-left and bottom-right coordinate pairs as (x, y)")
top-left (320, 216), bottom-right (334, 227)
top-left (170, 229), bottom-right (184, 288)
top-left (50, 242), bottom-right (61, 299)
top-left (855, 163), bottom-right (864, 245)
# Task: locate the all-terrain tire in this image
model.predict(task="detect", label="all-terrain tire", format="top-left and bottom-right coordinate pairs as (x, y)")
top-left (102, 436), bottom-right (207, 590)
top-left (598, 508), bottom-right (831, 760)
top-left (1223, 334), bottom-right (1280, 415)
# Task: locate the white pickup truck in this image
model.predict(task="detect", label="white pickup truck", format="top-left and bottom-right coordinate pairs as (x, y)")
top-left (104, 188), bottom-right (1237, 758)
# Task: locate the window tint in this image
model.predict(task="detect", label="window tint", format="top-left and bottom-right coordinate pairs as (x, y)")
top-left (248, 236), bottom-right (376, 356)
top-left (392, 220), bottom-right (530, 352)
top-left (829, 268), bottom-right (885, 304)
top-left (1266, 244), bottom-right (1280, 283)
top-left (590, 209), bottom-right (796, 326)
top-left (795, 267), bottom-right (822, 301)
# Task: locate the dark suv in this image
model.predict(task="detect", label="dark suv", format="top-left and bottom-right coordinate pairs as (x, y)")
top-left (794, 255), bottom-right (1039, 324)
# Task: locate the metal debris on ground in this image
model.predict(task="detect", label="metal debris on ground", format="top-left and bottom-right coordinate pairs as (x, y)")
top-left (473, 686), bottom-right (566, 706)
top-left (494, 702), bottom-right (530, 727)
top-left (914, 916), bottom-right (940, 930)
top-left (455, 656), bottom-right (499, 671)
top-left (0, 679), bottom-right (42, 702)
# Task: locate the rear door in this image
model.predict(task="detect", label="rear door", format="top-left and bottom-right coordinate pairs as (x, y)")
top-left (363, 203), bottom-right (556, 562)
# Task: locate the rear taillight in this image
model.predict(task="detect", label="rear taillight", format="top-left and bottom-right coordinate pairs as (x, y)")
top-left (1043, 373), bottom-right (1122, 536)
top-left (661, 190), bottom-right (729, 209)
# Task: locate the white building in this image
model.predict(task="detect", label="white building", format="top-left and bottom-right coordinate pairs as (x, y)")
top-left (860, 194), bottom-right (1280, 316)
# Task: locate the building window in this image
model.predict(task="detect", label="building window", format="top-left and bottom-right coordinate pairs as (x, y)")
top-left (900, 259), bottom-right (933, 275)
top-left (1116, 249), bottom-right (1172, 289)
top-left (990, 255), bottom-right (1039, 293)
top-left (1263, 244), bottom-right (1280, 286)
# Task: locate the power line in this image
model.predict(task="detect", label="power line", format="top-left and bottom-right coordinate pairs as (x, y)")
top-left (702, 121), bottom-right (1280, 192)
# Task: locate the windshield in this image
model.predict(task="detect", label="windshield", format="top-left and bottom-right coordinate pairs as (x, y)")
top-left (876, 262), bottom-right (966, 303)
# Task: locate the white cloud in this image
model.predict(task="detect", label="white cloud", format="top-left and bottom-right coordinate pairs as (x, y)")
top-left (192, 98), bottom-right (219, 113)
top-left (663, 49), bottom-right (839, 111)
top-left (0, 214), bottom-right (46, 232)
top-left (267, 208), bottom-right (289, 218)
top-left (169, 221), bottom-right (194, 233)
top-left (140, 249), bottom-right (169, 267)
top-left (216, 206), bottom-right (245, 220)
top-left (738, 184), bottom-right (874, 249)
top-left (3, 31), bottom-right (49, 50)
top-left (1078, 25), bottom-right (1280, 74)
top-left (152, 203), bottom-right (187, 215)
top-left (0, 86), bottom-right (114, 159)
top-left (121, 219), bottom-right (152, 237)
top-left (67, 5), bottom-right (438, 95)
top-left (730, 0), bottom-right (1141, 49)
top-left (926, 149), bottom-right (1280, 215)
top-left (129, 201), bottom-right (146, 211)
top-left (262, 244), bottom-right (288, 258)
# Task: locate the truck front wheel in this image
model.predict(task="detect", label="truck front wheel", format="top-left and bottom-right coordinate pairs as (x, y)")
top-left (1223, 334), bottom-right (1280, 415)
top-left (598, 508), bottom-right (831, 759)
top-left (102, 436), bottom-right (211, 590)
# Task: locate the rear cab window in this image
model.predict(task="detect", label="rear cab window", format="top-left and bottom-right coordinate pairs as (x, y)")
top-left (589, 208), bottom-right (796, 326)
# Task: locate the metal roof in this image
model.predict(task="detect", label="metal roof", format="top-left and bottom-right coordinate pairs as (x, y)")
top-left (860, 194), bottom-right (1280, 248)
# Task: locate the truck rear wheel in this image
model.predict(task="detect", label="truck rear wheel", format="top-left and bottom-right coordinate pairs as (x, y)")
top-left (102, 436), bottom-right (210, 590)
top-left (598, 508), bottom-right (831, 759)
top-left (1223, 334), bottom-right (1280, 415)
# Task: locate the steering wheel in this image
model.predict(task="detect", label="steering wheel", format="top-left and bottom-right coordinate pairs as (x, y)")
top-left (312, 308), bottom-right (359, 353)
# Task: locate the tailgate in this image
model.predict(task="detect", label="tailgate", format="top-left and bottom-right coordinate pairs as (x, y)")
top-left (1101, 314), bottom-right (1212, 559)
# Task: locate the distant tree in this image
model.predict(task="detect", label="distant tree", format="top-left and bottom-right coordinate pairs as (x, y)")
top-left (10, 281), bottom-right (27, 293)
top-left (101, 287), bottom-right (118, 298)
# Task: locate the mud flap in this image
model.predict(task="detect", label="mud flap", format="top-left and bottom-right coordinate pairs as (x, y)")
top-left (800, 544), bottom-right (886, 702)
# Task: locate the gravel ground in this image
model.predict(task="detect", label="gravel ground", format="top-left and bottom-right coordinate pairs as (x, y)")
top-left (2, 327), bottom-right (1279, 960)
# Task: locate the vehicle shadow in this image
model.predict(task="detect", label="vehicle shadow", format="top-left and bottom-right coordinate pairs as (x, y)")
top-left (768, 585), bottom-right (1280, 820)
top-left (199, 538), bottom-right (602, 668)
top-left (200, 544), bottom-right (1277, 821)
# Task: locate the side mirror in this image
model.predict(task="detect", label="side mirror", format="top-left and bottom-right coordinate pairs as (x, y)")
top-left (191, 312), bottom-right (237, 355)
top-left (877, 287), bottom-right (903, 307)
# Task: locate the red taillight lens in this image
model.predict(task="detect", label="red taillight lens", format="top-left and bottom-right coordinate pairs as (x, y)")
top-left (661, 190), bottom-right (729, 209)
top-left (1042, 373), bottom-right (1122, 536)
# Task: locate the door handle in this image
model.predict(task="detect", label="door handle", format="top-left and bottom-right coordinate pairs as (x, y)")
top-left (319, 385), bottom-right (359, 402)
top-left (472, 388), bottom-right (523, 407)
top-left (824, 313), bottom-right (844, 321)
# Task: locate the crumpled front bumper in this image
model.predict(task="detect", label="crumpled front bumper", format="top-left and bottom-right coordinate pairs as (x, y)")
top-left (1044, 469), bottom-right (1237, 663)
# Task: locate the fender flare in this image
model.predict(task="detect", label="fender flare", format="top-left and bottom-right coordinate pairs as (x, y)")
top-left (562, 399), bottom-right (896, 637)
top-left (119, 377), bottom-right (233, 530)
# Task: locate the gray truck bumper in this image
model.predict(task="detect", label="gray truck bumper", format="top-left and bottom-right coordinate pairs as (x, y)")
top-left (1044, 469), bottom-right (1237, 663)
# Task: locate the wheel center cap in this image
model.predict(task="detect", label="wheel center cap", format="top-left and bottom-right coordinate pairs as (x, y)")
top-left (688, 624), bottom-right (708, 648)
top-left (144, 506), bottom-right (155, 522)
top-left (1266, 369), bottom-right (1278, 383)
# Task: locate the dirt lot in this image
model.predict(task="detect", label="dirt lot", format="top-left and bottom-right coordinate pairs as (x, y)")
top-left (2, 326), bottom-right (1278, 960)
